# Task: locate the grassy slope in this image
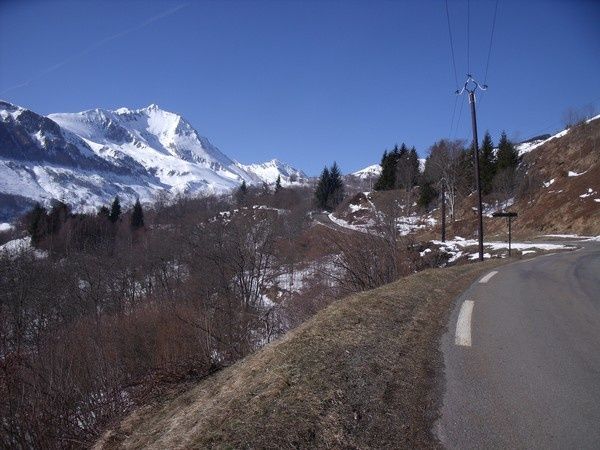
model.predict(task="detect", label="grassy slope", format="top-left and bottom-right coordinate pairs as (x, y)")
top-left (513, 119), bottom-right (600, 236)
top-left (97, 261), bottom-right (505, 450)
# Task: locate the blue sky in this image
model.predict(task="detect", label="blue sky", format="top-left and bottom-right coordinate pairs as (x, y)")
top-left (1, 0), bottom-right (599, 175)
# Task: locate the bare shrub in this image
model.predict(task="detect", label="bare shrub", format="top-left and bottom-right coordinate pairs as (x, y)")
top-left (562, 104), bottom-right (596, 129)
top-left (492, 168), bottom-right (517, 206)
top-left (515, 164), bottom-right (542, 202)
top-left (2, 184), bottom-right (400, 447)
top-left (423, 139), bottom-right (466, 220)
top-left (322, 221), bottom-right (416, 294)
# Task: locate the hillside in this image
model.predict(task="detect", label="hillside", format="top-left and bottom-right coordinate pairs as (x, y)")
top-left (507, 117), bottom-right (600, 235)
top-left (332, 116), bottom-right (600, 241)
top-left (96, 260), bottom-right (505, 449)
top-left (0, 101), bottom-right (305, 219)
top-left (235, 159), bottom-right (308, 186)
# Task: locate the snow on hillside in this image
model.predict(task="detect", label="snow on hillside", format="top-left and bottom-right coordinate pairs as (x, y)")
top-left (351, 164), bottom-right (381, 179)
top-left (352, 159), bottom-right (425, 179)
top-left (49, 104), bottom-right (254, 194)
top-left (0, 223), bottom-right (14, 232)
top-left (0, 236), bottom-right (47, 258)
top-left (236, 159), bottom-right (308, 185)
top-left (0, 101), bottom-right (305, 218)
top-left (517, 113), bottom-right (600, 156)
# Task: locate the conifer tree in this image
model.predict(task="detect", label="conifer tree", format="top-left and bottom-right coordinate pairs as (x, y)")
top-left (374, 150), bottom-right (389, 190)
top-left (398, 143), bottom-right (408, 159)
top-left (496, 131), bottom-right (519, 173)
top-left (408, 147), bottom-right (420, 186)
top-left (315, 167), bottom-right (330, 209)
top-left (479, 131), bottom-right (496, 194)
top-left (375, 148), bottom-right (397, 190)
top-left (131, 199), bottom-right (144, 230)
top-left (235, 180), bottom-right (249, 204)
top-left (98, 205), bottom-right (110, 218)
top-left (327, 162), bottom-right (344, 209)
top-left (417, 181), bottom-right (437, 209)
top-left (47, 201), bottom-right (70, 235)
top-left (314, 163), bottom-right (345, 210)
top-left (275, 175), bottom-right (282, 193)
top-left (27, 202), bottom-right (47, 246)
top-left (109, 196), bottom-right (121, 223)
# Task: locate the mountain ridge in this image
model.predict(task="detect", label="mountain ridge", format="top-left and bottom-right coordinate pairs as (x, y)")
top-left (0, 100), bottom-right (306, 220)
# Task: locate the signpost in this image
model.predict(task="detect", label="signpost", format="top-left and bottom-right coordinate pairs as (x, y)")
top-left (492, 212), bottom-right (518, 256)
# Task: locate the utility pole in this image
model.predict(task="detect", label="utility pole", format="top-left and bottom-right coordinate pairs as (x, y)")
top-left (457, 75), bottom-right (487, 261)
top-left (441, 182), bottom-right (446, 242)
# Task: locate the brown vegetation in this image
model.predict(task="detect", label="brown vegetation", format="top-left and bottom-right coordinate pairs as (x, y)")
top-left (96, 259), bottom-right (505, 449)
top-left (2, 181), bottom-right (432, 448)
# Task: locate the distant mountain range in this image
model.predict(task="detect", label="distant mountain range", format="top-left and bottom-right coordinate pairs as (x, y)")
top-left (0, 101), bottom-right (307, 220)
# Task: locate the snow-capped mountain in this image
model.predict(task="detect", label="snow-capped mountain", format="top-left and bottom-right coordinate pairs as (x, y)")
top-left (0, 100), bottom-right (305, 220)
top-left (350, 164), bottom-right (381, 179)
top-left (236, 159), bottom-right (307, 185)
top-left (350, 158), bottom-right (426, 179)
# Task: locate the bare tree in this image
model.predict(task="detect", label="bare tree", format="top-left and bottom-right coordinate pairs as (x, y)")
top-left (492, 168), bottom-right (517, 207)
top-left (424, 139), bottom-right (466, 220)
top-left (562, 104), bottom-right (596, 129)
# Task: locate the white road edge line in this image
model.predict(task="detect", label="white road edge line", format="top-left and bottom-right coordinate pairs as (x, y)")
top-left (455, 300), bottom-right (474, 347)
top-left (479, 271), bottom-right (498, 283)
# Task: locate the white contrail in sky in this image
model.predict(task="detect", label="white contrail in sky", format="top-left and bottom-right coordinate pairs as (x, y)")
top-left (1, 2), bottom-right (190, 95)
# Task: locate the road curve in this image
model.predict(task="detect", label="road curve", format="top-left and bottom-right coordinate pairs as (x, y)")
top-left (436, 241), bottom-right (600, 449)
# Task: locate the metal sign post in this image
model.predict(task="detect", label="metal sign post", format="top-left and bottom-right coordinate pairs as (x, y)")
top-left (492, 212), bottom-right (518, 256)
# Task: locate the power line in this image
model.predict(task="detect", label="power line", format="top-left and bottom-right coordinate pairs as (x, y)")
top-left (477, 90), bottom-right (486, 115)
top-left (453, 94), bottom-right (466, 138)
top-left (484, 0), bottom-right (500, 85)
top-left (449, 94), bottom-right (459, 137)
top-left (445, 0), bottom-right (459, 89)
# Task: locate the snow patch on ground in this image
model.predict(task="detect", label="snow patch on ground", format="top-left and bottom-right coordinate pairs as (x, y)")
top-left (579, 188), bottom-right (597, 198)
top-left (348, 203), bottom-right (369, 213)
top-left (431, 236), bottom-right (574, 262)
top-left (329, 212), bottom-right (435, 236)
top-left (468, 252), bottom-right (491, 260)
top-left (396, 216), bottom-right (436, 236)
top-left (0, 223), bottom-right (14, 232)
top-left (542, 234), bottom-right (593, 239)
top-left (543, 179), bottom-right (555, 188)
top-left (328, 213), bottom-right (372, 232)
top-left (568, 170), bottom-right (586, 177)
top-left (0, 236), bottom-right (47, 258)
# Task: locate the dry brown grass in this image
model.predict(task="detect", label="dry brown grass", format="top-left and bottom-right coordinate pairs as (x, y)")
top-left (96, 260), bottom-right (505, 450)
top-left (492, 120), bottom-right (600, 237)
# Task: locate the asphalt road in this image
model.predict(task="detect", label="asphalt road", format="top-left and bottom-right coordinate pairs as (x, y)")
top-left (436, 241), bottom-right (600, 449)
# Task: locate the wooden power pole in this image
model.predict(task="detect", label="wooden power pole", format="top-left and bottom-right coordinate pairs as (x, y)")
top-left (457, 75), bottom-right (487, 261)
